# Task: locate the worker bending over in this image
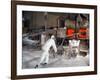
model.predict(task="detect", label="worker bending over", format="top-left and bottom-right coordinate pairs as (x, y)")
top-left (35, 35), bottom-right (57, 68)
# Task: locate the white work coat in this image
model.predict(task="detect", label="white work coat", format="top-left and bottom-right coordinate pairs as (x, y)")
top-left (69, 39), bottom-right (80, 53)
top-left (69, 40), bottom-right (80, 47)
top-left (42, 38), bottom-right (57, 53)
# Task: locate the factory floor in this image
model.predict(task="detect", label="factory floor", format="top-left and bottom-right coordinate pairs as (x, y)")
top-left (22, 45), bottom-right (89, 69)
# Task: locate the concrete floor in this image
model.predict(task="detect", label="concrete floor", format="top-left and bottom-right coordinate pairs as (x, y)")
top-left (22, 45), bottom-right (89, 69)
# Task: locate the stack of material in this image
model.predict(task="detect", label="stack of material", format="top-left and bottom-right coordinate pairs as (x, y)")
top-left (57, 28), bottom-right (66, 38)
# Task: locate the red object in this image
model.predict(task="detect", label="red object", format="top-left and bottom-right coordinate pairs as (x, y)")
top-left (66, 28), bottom-right (75, 38)
top-left (79, 28), bottom-right (87, 38)
top-left (66, 27), bottom-right (88, 39)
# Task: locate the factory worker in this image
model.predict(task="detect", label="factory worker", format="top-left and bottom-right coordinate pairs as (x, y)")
top-left (35, 35), bottom-right (57, 68)
top-left (69, 38), bottom-right (80, 57)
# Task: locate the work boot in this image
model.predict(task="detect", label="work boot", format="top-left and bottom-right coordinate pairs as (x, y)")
top-left (40, 63), bottom-right (47, 65)
top-left (34, 65), bottom-right (38, 68)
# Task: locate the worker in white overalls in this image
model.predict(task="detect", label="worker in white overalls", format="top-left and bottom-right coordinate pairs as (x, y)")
top-left (69, 38), bottom-right (80, 58)
top-left (35, 35), bottom-right (57, 68)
